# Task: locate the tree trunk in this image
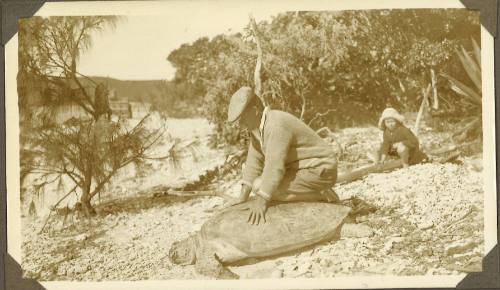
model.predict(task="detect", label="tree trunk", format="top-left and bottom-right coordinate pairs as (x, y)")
top-left (335, 144), bottom-right (470, 185)
top-left (337, 159), bottom-right (403, 185)
top-left (80, 169), bottom-right (96, 217)
top-left (413, 84), bottom-right (431, 137)
top-left (81, 190), bottom-right (96, 217)
top-left (250, 15), bottom-right (266, 106)
top-left (430, 69), bottom-right (439, 110)
top-left (299, 95), bottom-right (306, 121)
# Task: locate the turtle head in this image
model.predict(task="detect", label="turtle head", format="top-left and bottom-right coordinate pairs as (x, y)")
top-left (169, 236), bottom-right (196, 265)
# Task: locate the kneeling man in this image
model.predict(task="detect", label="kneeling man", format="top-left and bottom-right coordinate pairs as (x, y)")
top-left (228, 87), bottom-right (339, 225)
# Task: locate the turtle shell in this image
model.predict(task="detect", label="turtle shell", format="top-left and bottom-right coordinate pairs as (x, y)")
top-left (200, 202), bottom-right (351, 264)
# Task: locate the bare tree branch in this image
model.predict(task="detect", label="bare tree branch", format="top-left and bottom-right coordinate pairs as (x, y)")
top-left (308, 109), bottom-right (336, 126)
top-left (39, 184), bottom-right (78, 233)
top-left (414, 84), bottom-right (431, 137)
top-left (249, 15), bottom-right (266, 106)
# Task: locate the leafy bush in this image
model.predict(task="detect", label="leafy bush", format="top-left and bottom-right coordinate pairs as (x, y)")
top-left (166, 9), bottom-right (480, 145)
top-left (440, 38), bottom-right (482, 141)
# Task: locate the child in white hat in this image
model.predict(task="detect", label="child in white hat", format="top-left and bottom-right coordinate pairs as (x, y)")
top-left (375, 108), bottom-right (427, 168)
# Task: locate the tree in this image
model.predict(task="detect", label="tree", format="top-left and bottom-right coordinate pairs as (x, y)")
top-left (24, 113), bottom-right (169, 218)
top-left (18, 16), bottom-right (191, 219)
top-left (149, 80), bottom-right (203, 118)
top-left (166, 9), bottom-right (480, 143)
top-left (18, 16), bottom-right (120, 119)
top-left (440, 38), bottom-right (482, 141)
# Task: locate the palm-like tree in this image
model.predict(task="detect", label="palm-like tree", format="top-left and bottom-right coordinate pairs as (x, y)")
top-left (20, 16), bottom-right (122, 118)
top-left (441, 38), bottom-right (482, 141)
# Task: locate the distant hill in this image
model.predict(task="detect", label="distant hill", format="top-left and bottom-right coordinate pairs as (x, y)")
top-left (86, 77), bottom-right (201, 118)
top-left (85, 76), bottom-right (164, 103)
top-left (21, 75), bottom-right (167, 107)
top-left (22, 75), bottom-right (202, 117)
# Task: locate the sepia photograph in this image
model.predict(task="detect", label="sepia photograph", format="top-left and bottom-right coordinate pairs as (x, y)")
top-left (4, 0), bottom-right (497, 289)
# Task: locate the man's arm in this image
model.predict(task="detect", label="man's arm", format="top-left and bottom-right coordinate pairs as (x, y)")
top-left (241, 133), bottom-right (264, 188)
top-left (257, 122), bottom-right (292, 201)
top-left (245, 121), bottom-right (292, 225)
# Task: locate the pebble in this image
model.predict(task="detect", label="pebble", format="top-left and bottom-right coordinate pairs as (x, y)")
top-left (382, 237), bottom-right (403, 254)
top-left (56, 266), bottom-right (67, 276)
top-left (421, 248), bottom-right (433, 257)
top-left (75, 234), bottom-right (89, 241)
top-left (417, 221), bottom-right (434, 230)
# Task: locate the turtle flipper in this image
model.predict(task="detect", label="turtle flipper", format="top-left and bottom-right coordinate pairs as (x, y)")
top-left (195, 251), bottom-right (239, 279)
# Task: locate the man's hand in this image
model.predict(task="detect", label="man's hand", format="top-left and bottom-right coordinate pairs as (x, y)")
top-left (243, 195), bottom-right (269, 226)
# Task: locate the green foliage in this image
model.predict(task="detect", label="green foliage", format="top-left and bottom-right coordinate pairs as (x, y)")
top-left (441, 42), bottom-right (481, 103)
top-left (166, 9), bottom-right (480, 144)
top-left (22, 108), bottom-right (166, 210)
top-left (18, 16), bottom-right (188, 215)
top-left (18, 16), bottom-right (121, 118)
top-left (440, 38), bottom-right (482, 141)
top-left (149, 80), bottom-right (204, 118)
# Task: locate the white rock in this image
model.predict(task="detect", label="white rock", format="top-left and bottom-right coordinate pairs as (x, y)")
top-left (382, 237), bottom-right (403, 254)
top-left (417, 221), bottom-right (434, 230)
top-left (270, 269), bottom-right (283, 278)
top-left (75, 234), bottom-right (89, 242)
top-left (445, 240), bottom-right (477, 256)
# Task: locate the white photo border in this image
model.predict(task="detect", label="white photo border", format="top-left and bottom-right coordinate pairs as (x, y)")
top-left (4, 0), bottom-right (496, 289)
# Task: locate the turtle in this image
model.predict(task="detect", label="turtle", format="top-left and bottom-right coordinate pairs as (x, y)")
top-left (169, 201), bottom-right (352, 279)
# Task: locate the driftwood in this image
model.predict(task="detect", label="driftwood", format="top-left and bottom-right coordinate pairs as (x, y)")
top-left (337, 160), bottom-right (403, 184)
top-left (168, 190), bottom-right (236, 202)
top-left (426, 141), bottom-right (479, 156)
top-left (413, 84), bottom-right (431, 137)
top-left (430, 69), bottom-right (439, 110)
top-left (143, 181), bottom-right (238, 202)
top-left (336, 142), bottom-right (475, 185)
top-left (142, 143), bottom-right (470, 203)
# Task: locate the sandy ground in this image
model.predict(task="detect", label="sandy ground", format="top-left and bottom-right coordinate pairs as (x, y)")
top-left (21, 122), bottom-right (484, 280)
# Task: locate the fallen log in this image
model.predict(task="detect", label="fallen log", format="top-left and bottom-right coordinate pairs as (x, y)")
top-left (143, 184), bottom-right (237, 202)
top-left (337, 159), bottom-right (403, 185)
top-left (141, 139), bottom-right (478, 202)
top-left (336, 141), bottom-right (478, 185)
top-left (167, 189), bottom-right (236, 202)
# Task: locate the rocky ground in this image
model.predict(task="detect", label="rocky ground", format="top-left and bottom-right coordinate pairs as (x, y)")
top-left (21, 121), bottom-right (484, 281)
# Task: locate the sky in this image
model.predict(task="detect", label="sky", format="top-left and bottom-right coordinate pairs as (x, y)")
top-left (77, 8), bottom-right (285, 81)
top-left (36, 0), bottom-right (470, 81)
